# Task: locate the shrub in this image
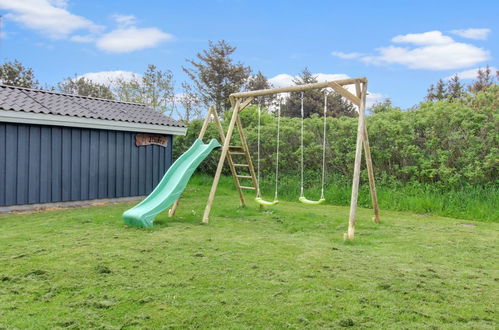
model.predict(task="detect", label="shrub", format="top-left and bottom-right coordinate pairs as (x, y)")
top-left (174, 91), bottom-right (498, 188)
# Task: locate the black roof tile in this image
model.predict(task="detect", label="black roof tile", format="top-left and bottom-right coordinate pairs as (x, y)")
top-left (0, 84), bottom-right (185, 128)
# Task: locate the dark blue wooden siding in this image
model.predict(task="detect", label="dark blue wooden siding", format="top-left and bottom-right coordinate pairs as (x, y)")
top-left (0, 122), bottom-right (173, 207)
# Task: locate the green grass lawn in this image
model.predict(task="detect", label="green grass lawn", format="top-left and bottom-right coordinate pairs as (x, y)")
top-left (0, 180), bottom-right (498, 329)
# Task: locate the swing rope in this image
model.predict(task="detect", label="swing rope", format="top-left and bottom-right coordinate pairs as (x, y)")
top-left (300, 92), bottom-right (305, 198)
top-left (320, 92), bottom-right (327, 200)
top-left (274, 97), bottom-right (281, 201)
top-left (254, 97), bottom-right (280, 206)
top-left (256, 99), bottom-right (262, 198)
top-left (299, 90), bottom-right (327, 205)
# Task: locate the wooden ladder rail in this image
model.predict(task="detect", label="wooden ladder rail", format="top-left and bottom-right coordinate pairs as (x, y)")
top-left (235, 114), bottom-right (259, 193)
top-left (202, 96), bottom-right (254, 223)
top-left (168, 105), bottom-right (245, 218)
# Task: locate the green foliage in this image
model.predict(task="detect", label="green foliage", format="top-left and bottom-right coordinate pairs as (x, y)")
top-left (175, 94), bottom-right (498, 188)
top-left (468, 65), bottom-right (496, 94)
top-left (246, 71), bottom-right (275, 107)
top-left (57, 75), bottom-right (114, 99)
top-left (113, 64), bottom-right (175, 114)
top-left (0, 59), bottom-right (39, 88)
top-left (255, 174), bottom-right (498, 222)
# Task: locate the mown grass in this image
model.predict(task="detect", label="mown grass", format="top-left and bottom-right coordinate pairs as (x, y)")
top-left (254, 174), bottom-right (499, 223)
top-left (0, 178), bottom-right (498, 329)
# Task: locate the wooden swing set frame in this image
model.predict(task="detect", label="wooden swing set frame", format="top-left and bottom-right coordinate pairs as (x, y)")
top-left (171, 77), bottom-right (380, 240)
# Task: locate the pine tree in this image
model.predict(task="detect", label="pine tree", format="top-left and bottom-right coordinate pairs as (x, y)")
top-left (435, 79), bottom-right (447, 100)
top-left (446, 74), bottom-right (465, 101)
top-left (183, 40), bottom-right (251, 114)
top-left (469, 66), bottom-right (495, 93)
top-left (426, 84), bottom-right (436, 102)
top-left (282, 68), bottom-right (356, 118)
top-left (246, 71), bottom-right (274, 107)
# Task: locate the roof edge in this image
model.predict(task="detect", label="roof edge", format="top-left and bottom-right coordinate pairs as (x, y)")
top-left (0, 83), bottom-right (147, 106)
top-left (0, 110), bottom-right (187, 136)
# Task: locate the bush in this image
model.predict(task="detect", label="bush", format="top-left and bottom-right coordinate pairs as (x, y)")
top-left (174, 90), bottom-right (498, 188)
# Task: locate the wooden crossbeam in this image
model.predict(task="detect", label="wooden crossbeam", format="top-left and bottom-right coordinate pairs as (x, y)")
top-left (329, 82), bottom-right (361, 106)
top-left (230, 77), bottom-right (366, 99)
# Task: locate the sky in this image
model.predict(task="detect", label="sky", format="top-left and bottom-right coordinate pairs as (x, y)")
top-left (0, 0), bottom-right (497, 109)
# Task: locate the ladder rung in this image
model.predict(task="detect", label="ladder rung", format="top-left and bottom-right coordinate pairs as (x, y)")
top-left (236, 175), bottom-right (252, 179)
top-left (234, 163), bottom-right (249, 167)
top-left (240, 186), bottom-right (256, 190)
top-left (230, 151), bottom-right (245, 155)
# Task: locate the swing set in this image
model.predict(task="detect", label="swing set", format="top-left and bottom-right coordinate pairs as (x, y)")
top-left (170, 77), bottom-right (380, 240)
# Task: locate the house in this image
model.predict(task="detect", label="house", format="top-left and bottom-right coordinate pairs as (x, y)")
top-left (0, 84), bottom-right (187, 209)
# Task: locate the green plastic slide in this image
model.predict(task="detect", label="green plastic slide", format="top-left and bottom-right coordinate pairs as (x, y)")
top-left (122, 139), bottom-right (221, 227)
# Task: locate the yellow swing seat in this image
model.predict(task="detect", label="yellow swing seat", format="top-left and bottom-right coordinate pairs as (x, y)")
top-left (299, 196), bottom-right (325, 205)
top-left (255, 197), bottom-right (279, 206)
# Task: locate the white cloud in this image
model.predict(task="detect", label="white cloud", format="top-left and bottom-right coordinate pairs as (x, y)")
top-left (96, 27), bottom-right (173, 53)
top-left (268, 73), bottom-right (295, 88)
top-left (450, 28), bottom-right (491, 40)
top-left (362, 42), bottom-right (489, 70)
top-left (331, 51), bottom-right (363, 59)
top-left (315, 73), bottom-right (351, 82)
top-left (333, 30), bottom-right (491, 70)
top-left (392, 30), bottom-right (454, 45)
top-left (79, 70), bottom-right (140, 85)
top-left (0, 0), bottom-right (102, 39)
top-left (445, 66), bottom-right (497, 80)
top-left (111, 14), bottom-right (138, 27)
top-left (0, 2), bottom-right (173, 53)
top-left (365, 92), bottom-right (384, 108)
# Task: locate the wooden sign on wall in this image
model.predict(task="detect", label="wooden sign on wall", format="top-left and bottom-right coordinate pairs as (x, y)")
top-left (135, 134), bottom-right (168, 147)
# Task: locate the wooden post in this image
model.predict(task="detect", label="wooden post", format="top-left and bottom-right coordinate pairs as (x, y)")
top-left (362, 117), bottom-right (380, 223)
top-left (212, 103), bottom-right (246, 207)
top-left (202, 99), bottom-right (242, 223)
top-left (169, 106), bottom-right (221, 218)
top-left (345, 81), bottom-right (368, 240)
top-left (354, 82), bottom-right (380, 223)
top-left (198, 105), bottom-right (215, 139)
top-left (168, 199), bottom-right (180, 217)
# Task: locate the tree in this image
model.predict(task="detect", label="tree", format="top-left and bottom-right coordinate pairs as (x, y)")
top-left (178, 82), bottom-right (202, 122)
top-left (112, 75), bottom-right (142, 104)
top-left (183, 40), bottom-right (251, 114)
top-left (113, 65), bottom-right (175, 115)
top-left (0, 60), bottom-right (39, 88)
top-left (468, 66), bottom-right (495, 93)
top-left (370, 98), bottom-right (399, 114)
top-left (281, 68), bottom-right (356, 118)
top-left (142, 64), bottom-right (175, 113)
top-left (426, 79), bottom-right (447, 101)
top-left (446, 74), bottom-right (465, 101)
top-left (58, 75), bottom-right (114, 99)
top-left (246, 71), bottom-right (274, 107)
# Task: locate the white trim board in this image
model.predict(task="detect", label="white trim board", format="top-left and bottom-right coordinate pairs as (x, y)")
top-left (0, 110), bottom-right (187, 135)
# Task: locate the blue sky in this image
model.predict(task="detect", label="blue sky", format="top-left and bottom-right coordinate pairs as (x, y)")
top-left (0, 0), bottom-right (497, 108)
